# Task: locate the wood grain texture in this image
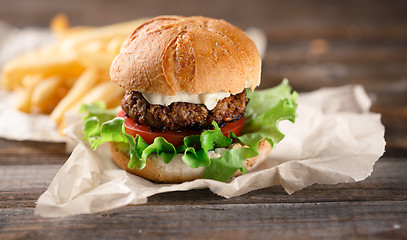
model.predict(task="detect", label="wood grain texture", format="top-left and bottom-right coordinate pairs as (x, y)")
top-left (0, 0), bottom-right (406, 239)
top-left (0, 158), bottom-right (406, 209)
top-left (0, 201), bottom-right (406, 239)
top-left (0, 139), bottom-right (68, 165)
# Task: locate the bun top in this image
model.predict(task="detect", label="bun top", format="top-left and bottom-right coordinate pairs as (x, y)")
top-left (110, 16), bottom-right (261, 95)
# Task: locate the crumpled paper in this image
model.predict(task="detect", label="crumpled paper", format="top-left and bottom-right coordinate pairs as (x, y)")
top-left (35, 85), bottom-right (385, 217)
top-left (0, 90), bottom-right (65, 142)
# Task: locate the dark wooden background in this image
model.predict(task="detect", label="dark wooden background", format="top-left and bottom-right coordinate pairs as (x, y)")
top-left (1, 0), bottom-right (406, 239)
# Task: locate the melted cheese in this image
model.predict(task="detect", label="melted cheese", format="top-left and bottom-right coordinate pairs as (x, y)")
top-left (141, 81), bottom-right (255, 110)
top-left (141, 91), bottom-right (231, 110)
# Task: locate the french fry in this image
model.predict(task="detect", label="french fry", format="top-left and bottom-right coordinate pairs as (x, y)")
top-left (58, 18), bottom-right (147, 52)
top-left (76, 37), bottom-right (124, 70)
top-left (1, 15), bottom-right (148, 134)
top-left (51, 68), bottom-right (100, 123)
top-left (106, 37), bottom-right (126, 55)
top-left (60, 81), bottom-right (123, 136)
top-left (68, 81), bottom-right (124, 114)
top-left (14, 75), bottom-right (43, 112)
top-left (50, 14), bottom-right (70, 37)
top-left (50, 14), bottom-right (94, 40)
top-left (31, 76), bottom-right (64, 114)
top-left (1, 46), bottom-right (84, 90)
top-left (76, 50), bottom-right (117, 70)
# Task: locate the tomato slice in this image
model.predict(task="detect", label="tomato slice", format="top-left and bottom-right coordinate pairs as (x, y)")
top-left (117, 110), bottom-right (244, 147)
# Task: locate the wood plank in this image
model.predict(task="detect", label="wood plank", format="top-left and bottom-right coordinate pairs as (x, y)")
top-left (0, 201), bottom-right (406, 239)
top-left (261, 63), bottom-right (407, 91)
top-left (0, 139), bottom-right (68, 165)
top-left (264, 23), bottom-right (407, 43)
top-left (264, 43), bottom-right (407, 66)
top-left (0, 158), bottom-right (405, 209)
top-left (0, 139), bottom-right (66, 155)
top-left (0, 164), bottom-right (60, 208)
top-left (1, 0), bottom-right (407, 28)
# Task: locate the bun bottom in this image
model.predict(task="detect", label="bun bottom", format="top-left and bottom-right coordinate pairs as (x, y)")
top-left (109, 139), bottom-right (271, 183)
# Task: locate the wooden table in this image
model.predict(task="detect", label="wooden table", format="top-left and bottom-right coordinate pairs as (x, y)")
top-left (1, 0), bottom-right (406, 239)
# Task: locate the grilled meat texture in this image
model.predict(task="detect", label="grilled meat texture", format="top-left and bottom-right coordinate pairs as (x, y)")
top-left (122, 91), bottom-right (248, 131)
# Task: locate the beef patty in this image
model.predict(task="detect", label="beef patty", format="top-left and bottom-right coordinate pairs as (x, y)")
top-left (122, 91), bottom-right (248, 131)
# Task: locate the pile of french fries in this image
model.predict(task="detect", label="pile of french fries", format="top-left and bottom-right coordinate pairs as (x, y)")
top-left (1, 14), bottom-right (147, 133)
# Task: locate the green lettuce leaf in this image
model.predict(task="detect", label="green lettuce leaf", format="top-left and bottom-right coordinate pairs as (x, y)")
top-left (80, 102), bottom-right (120, 124)
top-left (127, 135), bottom-right (149, 169)
top-left (200, 122), bottom-right (233, 151)
top-left (203, 79), bottom-right (297, 181)
top-left (182, 135), bottom-right (211, 168)
top-left (203, 147), bottom-right (258, 182)
top-left (142, 137), bottom-right (176, 164)
top-left (80, 79), bottom-right (297, 182)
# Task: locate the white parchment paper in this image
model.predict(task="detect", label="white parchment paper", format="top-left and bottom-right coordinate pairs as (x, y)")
top-left (35, 85), bottom-right (385, 217)
top-left (0, 90), bottom-right (65, 142)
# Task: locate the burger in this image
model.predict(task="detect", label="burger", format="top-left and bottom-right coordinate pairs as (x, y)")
top-left (81, 16), bottom-right (297, 183)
